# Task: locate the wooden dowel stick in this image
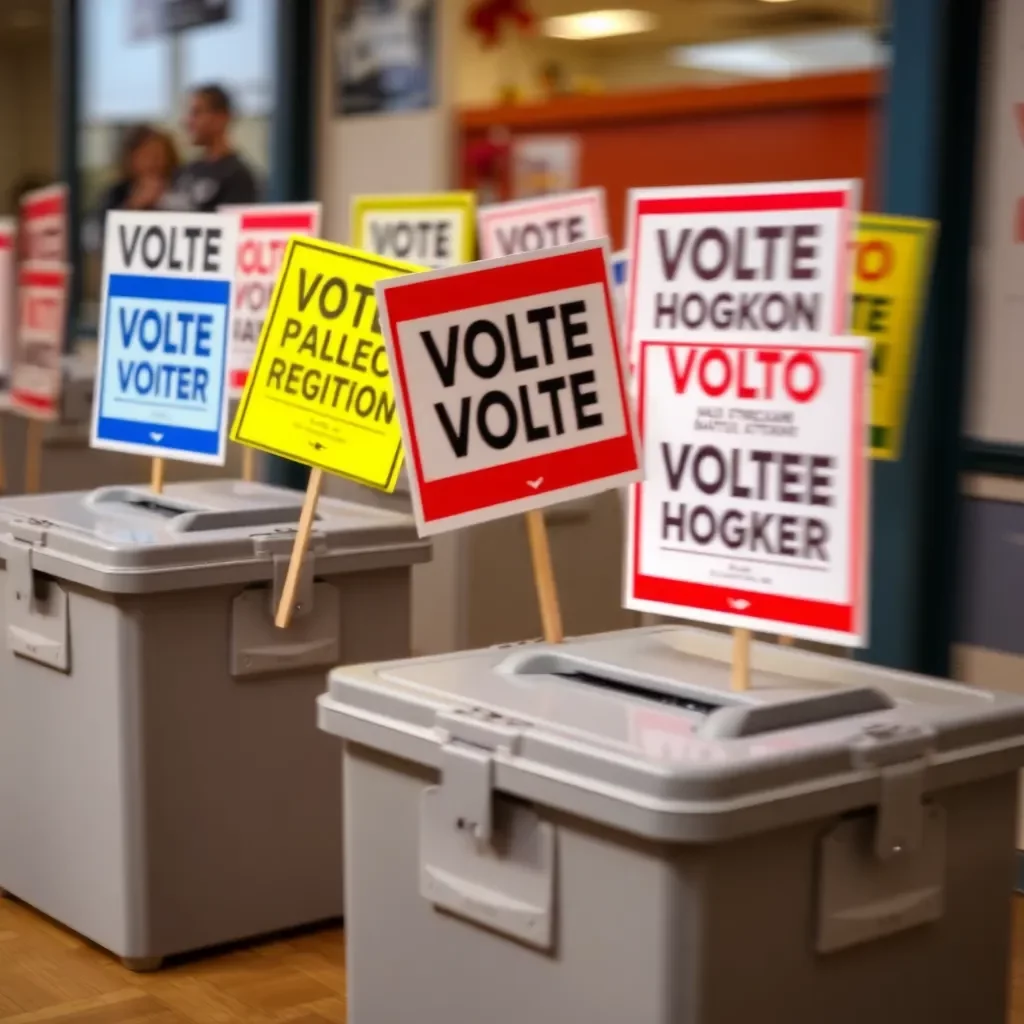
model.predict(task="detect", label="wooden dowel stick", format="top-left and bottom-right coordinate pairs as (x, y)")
top-left (525, 508), bottom-right (563, 644)
top-left (150, 457), bottom-right (165, 495)
top-left (275, 467), bottom-right (324, 630)
top-left (24, 420), bottom-right (43, 494)
top-left (731, 627), bottom-right (752, 692)
top-left (778, 635), bottom-right (795, 646)
top-left (241, 446), bottom-right (257, 483)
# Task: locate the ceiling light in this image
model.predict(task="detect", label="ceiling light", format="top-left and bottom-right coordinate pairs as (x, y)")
top-left (542, 9), bottom-right (657, 41)
top-left (673, 29), bottom-right (889, 79)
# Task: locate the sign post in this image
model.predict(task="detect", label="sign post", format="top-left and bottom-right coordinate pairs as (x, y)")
top-left (224, 202), bottom-right (322, 481)
top-left (91, 211), bottom-right (239, 494)
top-left (352, 192), bottom-right (476, 269)
top-left (230, 237), bottom-right (419, 628)
top-left (376, 239), bottom-right (641, 643)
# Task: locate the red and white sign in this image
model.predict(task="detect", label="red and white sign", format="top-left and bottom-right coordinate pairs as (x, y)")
top-left (624, 180), bottom-right (860, 373)
top-left (225, 202), bottom-right (321, 396)
top-left (625, 336), bottom-right (870, 646)
top-left (478, 187), bottom-right (607, 260)
top-left (0, 218), bottom-right (15, 388)
top-left (19, 184), bottom-right (68, 264)
top-left (9, 263), bottom-right (69, 422)
top-left (377, 239), bottom-right (641, 536)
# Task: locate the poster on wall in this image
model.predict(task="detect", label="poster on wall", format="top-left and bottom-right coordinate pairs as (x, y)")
top-left (512, 136), bottom-right (581, 199)
top-left (333, 0), bottom-right (435, 117)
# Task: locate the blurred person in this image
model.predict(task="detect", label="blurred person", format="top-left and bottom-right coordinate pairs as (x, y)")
top-left (170, 83), bottom-right (258, 212)
top-left (100, 125), bottom-right (179, 213)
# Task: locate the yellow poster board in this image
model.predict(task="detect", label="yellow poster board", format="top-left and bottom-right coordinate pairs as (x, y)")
top-left (231, 237), bottom-right (422, 492)
top-left (351, 191), bottom-right (476, 269)
top-left (852, 214), bottom-right (938, 460)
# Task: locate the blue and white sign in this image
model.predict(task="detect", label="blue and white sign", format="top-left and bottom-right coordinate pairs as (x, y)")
top-left (92, 210), bottom-right (239, 465)
top-left (611, 250), bottom-right (627, 332)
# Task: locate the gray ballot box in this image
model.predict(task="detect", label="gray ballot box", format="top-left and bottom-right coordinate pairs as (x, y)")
top-left (0, 480), bottom-right (429, 969)
top-left (319, 625), bottom-right (1024, 1024)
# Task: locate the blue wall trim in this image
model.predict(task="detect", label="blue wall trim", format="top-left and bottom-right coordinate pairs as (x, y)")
top-left (863, 0), bottom-right (985, 675)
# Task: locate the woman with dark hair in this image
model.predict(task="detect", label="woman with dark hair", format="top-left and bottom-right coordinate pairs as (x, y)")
top-left (101, 124), bottom-right (180, 213)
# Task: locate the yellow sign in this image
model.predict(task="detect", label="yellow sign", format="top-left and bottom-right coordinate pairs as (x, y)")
top-left (351, 192), bottom-right (476, 269)
top-left (851, 214), bottom-right (937, 460)
top-left (231, 237), bottom-right (421, 492)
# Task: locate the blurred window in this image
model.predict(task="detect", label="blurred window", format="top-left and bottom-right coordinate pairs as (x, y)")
top-left (77, 0), bottom-right (276, 330)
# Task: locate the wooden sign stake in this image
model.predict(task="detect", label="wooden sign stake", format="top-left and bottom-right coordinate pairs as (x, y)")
top-left (778, 635), bottom-right (794, 647)
top-left (150, 457), bottom-right (165, 495)
top-left (24, 420), bottom-right (43, 494)
top-left (241, 447), bottom-right (257, 483)
top-left (525, 508), bottom-right (564, 644)
top-left (275, 467), bottom-right (324, 630)
top-left (731, 628), bottom-right (751, 692)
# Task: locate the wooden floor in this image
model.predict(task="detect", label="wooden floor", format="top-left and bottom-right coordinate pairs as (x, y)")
top-left (4, 894), bottom-right (1024, 1022)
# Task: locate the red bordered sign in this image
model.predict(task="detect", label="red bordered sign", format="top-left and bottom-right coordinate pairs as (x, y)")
top-left (477, 187), bottom-right (607, 260)
top-left (377, 239), bottom-right (641, 536)
top-left (624, 180), bottom-right (860, 375)
top-left (625, 335), bottom-right (870, 647)
top-left (225, 202), bottom-right (322, 396)
top-left (10, 262), bottom-right (69, 421)
top-left (19, 184), bottom-right (68, 264)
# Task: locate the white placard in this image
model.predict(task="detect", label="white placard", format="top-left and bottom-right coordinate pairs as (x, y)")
top-left (477, 187), bottom-right (607, 260)
top-left (9, 262), bottom-right (69, 422)
top-left (626, 334), bottom-right (870, 646)
top-left (377, 238), bottom-right (641, 536)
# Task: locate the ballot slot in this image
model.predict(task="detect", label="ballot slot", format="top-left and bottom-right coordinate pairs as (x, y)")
top-left (505, 651), bottom-right (723, 715)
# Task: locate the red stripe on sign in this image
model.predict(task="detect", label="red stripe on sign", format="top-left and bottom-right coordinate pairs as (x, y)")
top-left (10, 390), bottom-right (56, 412)
top-left (383, 245), bottom-right (608, 322)
top-left (634, 190), bottom-right (851, 216)
top-left (240, 213), bottom-right (316, 232)
top-left (230, 369), bottom-right (248, 391)
top-left (22, 195), bottom-right (63, 219)
top-left (0, 236), bottom-right (12, 251)
top-left (417, 434), bottom-right (638, 523)
top-left (632, 574), bottom-right (855, 633)
top-left (19, 268), bottom-right (66, 289)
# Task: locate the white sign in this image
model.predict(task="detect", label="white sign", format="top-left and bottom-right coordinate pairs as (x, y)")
top-left (9, 263), bottom-right (69, 422)
top-left (19, 184), bottom-right (68, 264)
top-left (625, 180), bottom-right (860, 371)
top-left (225, 202), bottom-right (321, 396)
top-left (377, 239), bottom-right (641, 536)
top-left (0, 219), bottom-right (14, 386)
top-left (626, 335), bottom-right (870, 646)
top-left (477, 187), bottom-right (607, 260)
top-left (92, 210), bottom-right (239, 465)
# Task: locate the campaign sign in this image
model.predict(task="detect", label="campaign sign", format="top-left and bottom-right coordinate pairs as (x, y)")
top-left (19, 184), bottom-right (68, 263)
top-left (0, 218), bottom-right (14, 386)
top-left (9, 263), bottom-right (69, 421)
top-left (352, 192), bottom-right (476, 269)
top-left (851, 214), bottom-right (936, 460)
top-left (610, 250), bottom-right (628, 331)
top-left (226, 203), bottom-right (322, 396)
top-left (377, 238), bottom-right (641, 536)
top-left (626, 335), bottom-right (869, 646)
top-left (477, 188), bottom-right (607, 261)
top-left (232, 238), bottom-right (420, 492)
top-left (92, 211), bottom-right (238, 465)
top-left (625, 180), bottom-right (860, 370)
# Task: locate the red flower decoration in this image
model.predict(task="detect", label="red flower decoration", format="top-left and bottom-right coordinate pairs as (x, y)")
top-left (467, 0), bottom-right (535, 48)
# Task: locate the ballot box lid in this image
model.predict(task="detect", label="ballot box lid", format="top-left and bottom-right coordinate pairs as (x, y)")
top-left (0, 479), bottom-right (429, 593)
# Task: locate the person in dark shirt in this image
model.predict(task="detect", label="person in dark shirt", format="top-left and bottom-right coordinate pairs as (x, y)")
top-left (170, 84), bottom-right (259, 212)
top-left (101, 125), bottom-right (179, 214)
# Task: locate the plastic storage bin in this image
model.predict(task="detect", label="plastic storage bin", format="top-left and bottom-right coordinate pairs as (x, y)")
top-left (320, 624), bottom-right (1024, 1024)
top-left (0, 480), bottom-right (429, 969)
